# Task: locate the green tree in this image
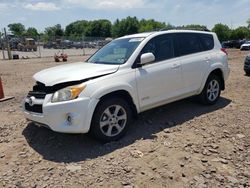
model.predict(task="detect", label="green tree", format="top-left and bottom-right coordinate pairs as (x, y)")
top-left (44, 24), bottom-right (64, 40)
top-left (164, 23), bottom-right (174, 30)
top-left (54, 24), bottom-right (64, 37)
top-left (25, 27), bottom-right (39, 39)
top-left (8, 23), bottom-right (25, 36)
top-left (247, 19), bottom-right (250, 29)
top-left (181, 24), bottom-right (209, 31)
top-left (212, 23), bottom-right (231, 42)
top-left (85, 20), bottom-right (112, 37)
top-left (99, 20), bottom-right (112, 37)
top-left (230, 26), bottom-right (250, 40)
top-left (112, 16), bottom-right (139, 37)
top-left (139, 19), bottom-right (166, 32)
top-left (111, 19), bottom-right (120, 37)
top-left (65, 20), bottom-right (89, 40)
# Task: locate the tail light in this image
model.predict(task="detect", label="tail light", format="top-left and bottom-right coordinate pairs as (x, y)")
top-left (221, 48), bottom-right (228, 55)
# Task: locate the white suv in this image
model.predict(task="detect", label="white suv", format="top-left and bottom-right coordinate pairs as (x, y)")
top-left (23, 30), bottom-right (230, 142)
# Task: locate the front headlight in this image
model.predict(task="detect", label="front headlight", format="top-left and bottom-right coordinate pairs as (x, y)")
top-left (51, 84), bottom-right (86, 103)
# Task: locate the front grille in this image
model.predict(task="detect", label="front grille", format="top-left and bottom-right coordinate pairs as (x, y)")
top-left (27, 91), bottom-right (46, 99)
top-left (25, 83), bottom-right (46, 113)
top-left (25, 103), bottom-right (43, 113)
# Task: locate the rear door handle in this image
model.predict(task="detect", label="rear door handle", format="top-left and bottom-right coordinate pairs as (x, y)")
top-left (205, 57), bottom-right (210, 62)
top-left (171, 63), bottom-right (181, 69)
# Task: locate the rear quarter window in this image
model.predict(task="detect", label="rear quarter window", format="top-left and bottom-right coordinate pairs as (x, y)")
top-left (198, 34), bottom-right (214, 51)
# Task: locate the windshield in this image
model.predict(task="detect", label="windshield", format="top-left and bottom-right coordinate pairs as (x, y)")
top-left (87, 38), bottom-right (144, 65)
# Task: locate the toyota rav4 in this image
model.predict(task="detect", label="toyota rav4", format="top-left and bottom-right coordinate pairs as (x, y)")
top-left (23, 30), bottom-right (230, 142)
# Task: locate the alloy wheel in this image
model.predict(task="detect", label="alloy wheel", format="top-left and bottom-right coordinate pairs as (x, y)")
top-left (99, 105), bottom-right (127, 137)
top-left (207, 79), bottom-right (220, 102)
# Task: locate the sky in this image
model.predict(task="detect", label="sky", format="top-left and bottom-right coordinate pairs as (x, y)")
top-left (0, 0), bottom-right (249, 32)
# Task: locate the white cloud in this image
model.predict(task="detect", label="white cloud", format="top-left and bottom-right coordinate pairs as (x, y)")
top-left (64, 0), bottom-right (147, 10)
top-left (24, 2), bottom-right (61, 11)
top-left (0, 3), bottom-right (8, 11)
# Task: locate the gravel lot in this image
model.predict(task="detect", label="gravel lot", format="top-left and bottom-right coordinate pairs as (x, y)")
top-left (0, 49), bottom-right (249, 188)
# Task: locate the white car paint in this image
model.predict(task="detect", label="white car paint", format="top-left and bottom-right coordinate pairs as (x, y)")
top-left (136, 57), bottom-right (182, 110)
top-left (33, 62), bottom-right (119, 86)
top-left (23, 30), bottom-right (229, 134)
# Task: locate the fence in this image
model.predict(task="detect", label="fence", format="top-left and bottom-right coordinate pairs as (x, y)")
top-left (0, 34), bottom-right (113, 60)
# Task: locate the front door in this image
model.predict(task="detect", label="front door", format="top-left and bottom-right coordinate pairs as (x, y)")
top-left (135, 34), bottom-right (183, 111)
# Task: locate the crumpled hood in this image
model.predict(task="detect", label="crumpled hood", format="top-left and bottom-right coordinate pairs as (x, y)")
top-left (33, 62), bottom-right (119, 86)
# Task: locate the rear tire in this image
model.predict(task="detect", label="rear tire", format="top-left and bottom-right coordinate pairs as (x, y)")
top-left (198, 74), bottom-right (222, 105)
top-left (90, 98), bottom-right (132, 142)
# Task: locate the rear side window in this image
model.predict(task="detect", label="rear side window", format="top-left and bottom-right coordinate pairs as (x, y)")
top-left (198, 34), bottom-right (214, 51)
top-left (141, 34), bottom-right (175, 62)
top-left (177, 33), bottom-right (202, 56)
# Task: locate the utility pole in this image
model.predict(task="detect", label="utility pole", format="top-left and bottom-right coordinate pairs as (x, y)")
top-left (38, 36), bottom-right (41, 58)
top-left (82, 36), bottom-right (86, 56)
top-left (1, 44), bottom-right (5, 60)
top-left (4, 28), bottom-right (12, 60)
top-left (1, 31), bottom-right (5, 60)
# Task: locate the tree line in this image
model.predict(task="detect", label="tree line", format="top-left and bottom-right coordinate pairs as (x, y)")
top-left (5, 17), bottom-right (250, 42)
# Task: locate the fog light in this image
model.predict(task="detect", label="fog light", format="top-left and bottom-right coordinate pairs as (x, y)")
top-left (66, 113), bottom-right (73, 125)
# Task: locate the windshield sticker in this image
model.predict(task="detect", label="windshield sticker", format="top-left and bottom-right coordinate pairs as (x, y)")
top-left (129, 38), bottom-right (144, 42)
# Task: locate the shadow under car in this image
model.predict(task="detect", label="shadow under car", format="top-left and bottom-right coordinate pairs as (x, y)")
top-left (22, 97), bottom-right (231, 163)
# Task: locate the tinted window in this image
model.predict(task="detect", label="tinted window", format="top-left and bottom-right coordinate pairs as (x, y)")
top-left (198, 34), bottom-right (214, 51)
top-left (177, 33), bottom-right (202, 56)
top-left (141, 34), bottom-right (174, 62)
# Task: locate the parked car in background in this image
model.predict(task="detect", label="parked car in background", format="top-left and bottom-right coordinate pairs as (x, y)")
top-left (240, 41), bottom-right (250, 51)
top-left (61, 40), bottom-right (73, 49)
top-left (72, 41), bottom-right (83, 49)
top-left (244, 53), bottom-right (250, 75)
top-left (43, 41), bottom-right (54, 49)
top-left (43, 39), bottom-right (73, 49)
top-left (222, 40), bottom-right (244, 49)
top-left (23, 30), bottom-right (229, 142)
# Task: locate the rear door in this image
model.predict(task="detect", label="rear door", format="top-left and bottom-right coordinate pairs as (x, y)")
top-left (175, 33), bottom-right (212, 93)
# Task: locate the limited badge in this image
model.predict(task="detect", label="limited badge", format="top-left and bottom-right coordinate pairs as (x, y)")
top-left (28, 96), bottom-right (36, 106)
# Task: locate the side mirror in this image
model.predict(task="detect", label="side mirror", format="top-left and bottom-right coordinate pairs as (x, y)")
top-left (140, 53), bottom-right (155, 66)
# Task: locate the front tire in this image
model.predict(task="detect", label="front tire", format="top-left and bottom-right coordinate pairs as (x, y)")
top-left (198, 74), bottom-right (222, 105)
top-left (90, 98), bottom-right (132, 142)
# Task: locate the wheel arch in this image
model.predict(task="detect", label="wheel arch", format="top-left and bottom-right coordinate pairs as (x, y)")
top-left (98, 90), bottom-right (138, 118)
top-left (199, 66), bottom-right (225, 94)
top-left (89, 91), bottom-right (136, 142)
top-left (209, 68), bottom-right (225, 90)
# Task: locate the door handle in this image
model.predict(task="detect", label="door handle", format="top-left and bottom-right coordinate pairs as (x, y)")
top-left (172, 63), bottom-right (181, 69)
top-left (205, 57), bottom-right (210, 62)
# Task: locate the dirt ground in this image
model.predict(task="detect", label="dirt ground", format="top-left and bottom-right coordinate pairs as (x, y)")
top-left (0, 49), bottom-right (249, 188)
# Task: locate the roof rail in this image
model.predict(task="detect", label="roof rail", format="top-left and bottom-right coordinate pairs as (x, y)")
top-left (160, 27), bottom-right (211, 32)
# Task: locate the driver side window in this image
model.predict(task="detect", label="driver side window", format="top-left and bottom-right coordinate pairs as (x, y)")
top-left (141, 34), bottom-right (175, 63)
